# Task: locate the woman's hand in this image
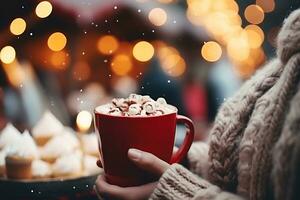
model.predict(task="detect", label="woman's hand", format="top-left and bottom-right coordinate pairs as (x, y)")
top-left (94, 149), bottom-right (170, 200)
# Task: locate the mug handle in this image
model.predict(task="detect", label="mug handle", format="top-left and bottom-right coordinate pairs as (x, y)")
top-left (170, 115), bottom-right (195, 164)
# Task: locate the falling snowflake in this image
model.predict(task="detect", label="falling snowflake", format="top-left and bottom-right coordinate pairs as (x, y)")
top-left (114, 6), bottom-right (118, 10)
top-left (167, 80), bottom-right (171, 83)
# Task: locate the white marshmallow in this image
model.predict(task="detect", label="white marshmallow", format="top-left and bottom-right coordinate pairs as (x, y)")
top-left (128, 104), bottom-right (141, 116)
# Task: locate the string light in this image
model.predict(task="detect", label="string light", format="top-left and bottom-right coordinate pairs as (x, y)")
top-left (97, 35), bottom-right (119, 55)
top-left (244, 4), bottom-right (264, 24)
top-left (10, 18), bottom-right (26, 35)
top-left (35, 1), bottom-right (53, 18)
top-left (161, 54), bottom-right (186, 77)
top-left (47, 32), bottom-right (67, 51)
top-left (0, 46), bottom-right (16, 64)
top-left (76, 110), bottom-right (92, 132)
top-left (50, 50), bottom-right (69, 70)
top-left (148, 8), bottom-right (167, 26)
top-left (133, 41), bottom-right (154, 62)
top-left (201, 41), bottom-right (222, 62)
top-left (256, 0), bottom-right (275, 13)
top-left (111, 54), bottom-right (132, 76)
top-left (227, 32), bottom-right (250, 61)
top-left (245, 29), bottom-right (263, 49)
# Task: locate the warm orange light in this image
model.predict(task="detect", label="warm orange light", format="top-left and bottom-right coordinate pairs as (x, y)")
top-left (201, 41), bottom-right (222, 62)
top-left (10, 18), bottom-right (26, 35)
top-left (162, 54), bottom-right (186, 77)
top-left (244, 5), bottom-right (264, 24)
top-left (148, 8), bottom-right (167, 26)
top-left (158, 0), bottom-right (174, 3)
top-left (0, 46), bottom-right (16, 64)
top-left (245, 25), bottom-right (264, 43)
top-left (133, 41), bottom-right (154, 62)
top-left (35, 1), bottom-right (52, 18)
top-left (111, 54), bottom-right (132, 76)
top-left (256, 0), bottom-right (275, 13)
top-left (47, 32), bottom-right (67, 51)
top-left (73, 61), bottom-right (91, 81)
top-left (227, 32), bottom-right (250, 61)
top-left (1, 60), bottom-right (25, 87)
top-left (246, 29), bottom-right (263, 49)
top-left (50, 50), bottom-right (69, 70)
top-left (157, 46), bottom-right (179, 60)
top-left (97, 35), bottom-right (119, 55)
top-left (76, 110), bottom-right (92, 132)
top-left (187, 0), bottom-right (210, 16)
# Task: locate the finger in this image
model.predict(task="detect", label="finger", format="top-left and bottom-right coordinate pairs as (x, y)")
top-left (128, 149), bottom-right (169, 175)
top-left (96, 160), bottom-right (103, 168)
top-left (95, 175), bottom-right (127, 199)
top-left (95, 175), bottom-right (157, 200)
top-left (93, 185), bottom-right (104, 200)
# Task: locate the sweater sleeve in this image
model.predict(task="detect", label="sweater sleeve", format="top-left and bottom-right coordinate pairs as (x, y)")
top-left (149, 164), bottom-right (243, 200)
top-left (187, 141), bottom-right (209, 177)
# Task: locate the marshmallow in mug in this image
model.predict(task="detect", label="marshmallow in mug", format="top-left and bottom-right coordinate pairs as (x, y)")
top-left (96, 94), bottom-right (176, 116)
top-left (143, 102), bottom-right (156, 114)
top-left (128, 104), bottom-right (142, 116)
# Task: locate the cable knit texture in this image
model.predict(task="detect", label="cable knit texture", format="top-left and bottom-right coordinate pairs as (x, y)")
top-left (208, 59), bottom-right (282, 192)
top-left (188, 141), bottom-right (209, 178)
top-left (150, 9), bottom-right (300, 200)
top-left (272, 85), bottom-right (300, 200)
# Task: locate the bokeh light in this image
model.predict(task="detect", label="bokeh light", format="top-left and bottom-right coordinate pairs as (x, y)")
top-left (158, 0), bottom-right (174, 4)
top-left (161, 54), bottom-right (186, 77)
top-left (244, 4), bottom-right (264, 24)
top-left (245, 29), bottom-right (263, 49)
top-left (227, 32), bottom-right (250, 62)
top-left (97, 35), bottom-right (119, 55)
top-left (111, 54), bottom-right (132, 76)
top-left (50, 50), bottom-right (69, 70)
top-left (72, 61), bottom-right (91, 81)
top-left (256, 0), bottom-right (275, 13)
top-left (76, 110), bottom-right (92, 132)
top-left (148, 8), bottom-right (167, 26)
top-left (0, 46), bottom-right (16, 64)
top-left (10, 18), bottom-right (26, 35)
top-left (35, 1), bottom-right (53, 18)
top-left (245, 25), bottom-right (264, 42)
top-left (47, 32), bottom-right (67, 51)
top-left (201, 41), bottom-right (222, 62)
top-left (133, 41), bottom-right (154, 62)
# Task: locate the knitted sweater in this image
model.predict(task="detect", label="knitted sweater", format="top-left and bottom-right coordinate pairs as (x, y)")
top-left (150, 9), bottom-right (300, 200)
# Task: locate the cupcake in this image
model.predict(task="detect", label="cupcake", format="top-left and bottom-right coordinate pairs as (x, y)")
top-left (0, 123), bottom-right (21, 150)
top-left (61, 127), bottom-right (80, 149)
top-left (83, 154), bottom-right (102, 176)
top-left (32, 160), bottom-right (52, 179)
top-left (32, 111), bottom-right (64, 146)
top-left (0, 150), bottom-right (6, 177)
top-left (40, 131), bottom-right (79, 163)
top-left (5, 131), bottom-right (38, 179)
top-left (52, 153), bottom-right (82, 178)
top-left (80, 133), bottom-right (99, 156)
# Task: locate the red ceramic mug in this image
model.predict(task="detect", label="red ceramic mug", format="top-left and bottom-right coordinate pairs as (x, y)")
top-left (94, 107), bottom-right (194, 186)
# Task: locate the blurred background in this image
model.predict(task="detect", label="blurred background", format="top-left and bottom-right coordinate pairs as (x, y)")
top-left (0, 0), bottom-right (299, 139)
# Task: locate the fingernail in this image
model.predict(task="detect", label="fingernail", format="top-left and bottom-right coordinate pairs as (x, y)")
top-left (128, 149), bottom-right (142, 160)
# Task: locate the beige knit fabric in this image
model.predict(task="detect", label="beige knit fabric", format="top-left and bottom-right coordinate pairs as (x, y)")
top-left (209, 59), bottom-right (282, 192)
top-left (272, 85), bottom-right (300, 200)
top-left (150, 8), bottom-right (300, 200)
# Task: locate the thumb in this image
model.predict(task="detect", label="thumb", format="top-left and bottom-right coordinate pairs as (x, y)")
top-left (128, 149), bottom-right (169, 176)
